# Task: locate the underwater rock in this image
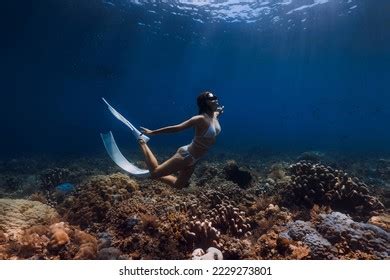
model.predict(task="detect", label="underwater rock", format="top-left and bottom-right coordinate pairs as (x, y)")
top-left (281, 220), bottom-right (336, 259)
top-left (0, 199), bottom-right (59, 237)
top-left (317, 212), bottom-right (390, 259)
top-left (191, 247), bottom-right (223, 260)
top-left (223, 160), bottom-right (255, 188)
top-left (279, 161), bottom-right (384, 218)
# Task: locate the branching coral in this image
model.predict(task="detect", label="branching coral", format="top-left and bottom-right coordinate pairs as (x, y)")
top-left (184, 220), bottom-right (221, 250)
top-left (207, 203), bottom-right (251, 236)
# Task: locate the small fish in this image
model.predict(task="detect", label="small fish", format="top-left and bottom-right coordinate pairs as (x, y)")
top-left (56, 183), bottom-right (75, 193)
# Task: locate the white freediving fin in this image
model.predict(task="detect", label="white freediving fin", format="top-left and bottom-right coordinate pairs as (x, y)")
top-left (101, 131), bottom-right (150, 178)
top-left (102, 97), bottom-right (150, 143)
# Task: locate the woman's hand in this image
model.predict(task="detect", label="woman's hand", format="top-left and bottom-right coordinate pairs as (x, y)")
top-left (216, 105), bottom-right (224, 115)
top-left (140, 127), bottom-right (154, 135)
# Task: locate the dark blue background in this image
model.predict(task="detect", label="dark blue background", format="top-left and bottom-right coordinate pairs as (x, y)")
top-left (1, 0), bottom-right (389, 158)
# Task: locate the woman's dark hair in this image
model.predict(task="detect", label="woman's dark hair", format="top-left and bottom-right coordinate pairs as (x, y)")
top-left (197, 91), bottom-right (215, 114)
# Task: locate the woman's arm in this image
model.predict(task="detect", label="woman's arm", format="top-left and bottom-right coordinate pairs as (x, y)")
top-left (140, 116), bottom-right (202, 135)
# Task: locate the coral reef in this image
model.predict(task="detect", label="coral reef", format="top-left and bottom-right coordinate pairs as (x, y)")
top-left (0, 154), bottom-right (388, 260)
top-left (279, 161), bottom-right (384, 218)
top-left (60, 173), bottom-right (138, 229)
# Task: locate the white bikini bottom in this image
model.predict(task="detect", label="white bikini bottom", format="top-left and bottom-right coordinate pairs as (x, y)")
top-left (176, 145), bottom-right (199, 166)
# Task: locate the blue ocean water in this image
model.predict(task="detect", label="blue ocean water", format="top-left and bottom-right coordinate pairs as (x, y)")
top-left (1, 0), bottom-right (389, 158)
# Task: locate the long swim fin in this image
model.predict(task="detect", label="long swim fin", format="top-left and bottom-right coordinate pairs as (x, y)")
top-left (101, 131), bottom-right (150, 178)
top-left (102, 97), bottom-right (150, 143)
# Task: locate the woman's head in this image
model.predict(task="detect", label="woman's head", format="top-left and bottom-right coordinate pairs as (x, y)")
top-left (197, 91), bottom-right (219, 114)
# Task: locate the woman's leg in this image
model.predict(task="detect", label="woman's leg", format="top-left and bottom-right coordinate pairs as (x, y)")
top-left (139, 140), bottom-right (159, 170)
top-left (159, 175), bottom-right (177, 186)
top-left (138, 141), bottom-right (189, 180)
top-left (174, 165), bottom-right (195, 188)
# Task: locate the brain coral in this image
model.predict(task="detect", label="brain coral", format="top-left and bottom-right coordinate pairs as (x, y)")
top-left (280, 161), bottom-right (384, 218)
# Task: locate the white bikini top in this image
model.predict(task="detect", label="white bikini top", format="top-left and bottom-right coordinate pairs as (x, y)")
top-left (191, 115), bottom-right (221, 150)
top-left (202, 118), bottom-right (221, 138)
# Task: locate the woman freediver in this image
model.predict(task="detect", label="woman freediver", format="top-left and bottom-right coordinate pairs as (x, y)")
top-left (138, 91), bottom-right (223, 188)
